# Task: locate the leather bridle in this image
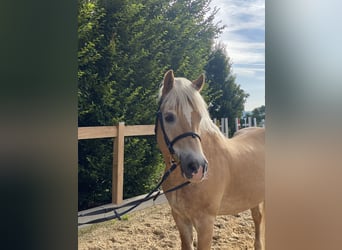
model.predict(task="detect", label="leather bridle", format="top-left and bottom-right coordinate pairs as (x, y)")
top-left (155, 98), bottom-right (201, 164)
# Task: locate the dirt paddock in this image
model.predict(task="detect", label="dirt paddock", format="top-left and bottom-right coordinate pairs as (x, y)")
top-left (78, 203), bottom-right (255, 249)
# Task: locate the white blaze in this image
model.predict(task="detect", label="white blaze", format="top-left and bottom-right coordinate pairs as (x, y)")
top-left (183, 105), bottom-right (193, 127)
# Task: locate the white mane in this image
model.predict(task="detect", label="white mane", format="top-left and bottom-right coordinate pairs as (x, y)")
top-left (158, 77), bottom-right (224, 137)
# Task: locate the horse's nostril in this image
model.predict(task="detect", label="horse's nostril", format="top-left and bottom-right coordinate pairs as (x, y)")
top-left (188, 163), bottom-right (198, 173)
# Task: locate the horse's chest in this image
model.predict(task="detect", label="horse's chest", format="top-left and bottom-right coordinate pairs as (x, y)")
top-left (165, 186), bottom-right (220, 216)
top-left (166, 190), bottom-right (193, 209)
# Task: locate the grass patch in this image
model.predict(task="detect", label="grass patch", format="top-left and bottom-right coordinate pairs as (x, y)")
top-left (121, 214), bottom-right (129, 221)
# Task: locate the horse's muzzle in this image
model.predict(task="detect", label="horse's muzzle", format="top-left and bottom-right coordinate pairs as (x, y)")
top-left (180, 154), bottom-right (208, 182)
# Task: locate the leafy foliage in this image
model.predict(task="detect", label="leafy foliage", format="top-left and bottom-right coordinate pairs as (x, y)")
top-left (251, 105), bottom-right (265, 126)
top-left (204, 44), bottom-right (249, 137)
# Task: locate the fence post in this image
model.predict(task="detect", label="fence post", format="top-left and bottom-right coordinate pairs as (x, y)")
top-left (235, 118), bottom-right (239, 131)
top-left (224, 118), bottom-right (228, 137)
top-left (112, 122), bottom-right (125, 204)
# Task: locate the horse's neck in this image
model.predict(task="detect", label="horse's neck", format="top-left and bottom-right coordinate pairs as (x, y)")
top-left (202, 129), bottom-right (264, 163)
top-left (202, 131), bottom-right (243, 161)
top-left (202, 131), bottom-right (231, 151)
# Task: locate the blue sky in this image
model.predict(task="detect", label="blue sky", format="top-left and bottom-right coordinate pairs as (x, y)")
top-left (210, 0), bottom-right (265, 111)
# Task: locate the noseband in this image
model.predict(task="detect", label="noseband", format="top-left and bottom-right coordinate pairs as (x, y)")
top-left (155, 99), bottom-right (201, 163)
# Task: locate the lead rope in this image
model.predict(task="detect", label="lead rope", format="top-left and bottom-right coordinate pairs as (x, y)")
top-left (78, 162), bottom-right (189, 225)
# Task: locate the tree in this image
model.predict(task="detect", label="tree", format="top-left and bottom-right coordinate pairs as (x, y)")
top-left (251, 105), bottom-right (265, 126)
top-left (204, 44), bottom-right (249, 136)
top-left (160, 0), bottom-right (223, 79)
top-left (78, 0), bottom-right (117, 126)
top-left (78, 0), bottom-right (117, 210)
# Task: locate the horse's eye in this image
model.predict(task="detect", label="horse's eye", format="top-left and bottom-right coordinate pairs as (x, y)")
top-left (164, 113), bottom-right (175, 123)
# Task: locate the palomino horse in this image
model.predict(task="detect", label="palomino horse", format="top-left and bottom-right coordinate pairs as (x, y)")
top-left (155, 70), bottom-right (265, 250)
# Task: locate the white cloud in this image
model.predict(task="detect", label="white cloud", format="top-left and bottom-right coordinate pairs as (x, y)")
top-left (234, 67), bottom-right (264, 77)
top-left (210, 0), bottom-right (265, 109)
top-left (211, 0), bottom-right (265, 73)
top-left (213, 0), bottom-right (265, 29)
top-left (228, 46), bottom-right (264, 64)
top-left (222, 40), bottom-right (264, 72)
top-left (228, 41), bottom-right (265, 50)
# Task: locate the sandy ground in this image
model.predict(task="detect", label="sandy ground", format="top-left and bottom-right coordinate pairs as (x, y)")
top-left (78, 203), bottom-right (255, 249)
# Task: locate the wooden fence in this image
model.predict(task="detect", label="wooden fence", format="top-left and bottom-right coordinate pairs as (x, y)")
top-left (78, 122), bottom-right (155, 205)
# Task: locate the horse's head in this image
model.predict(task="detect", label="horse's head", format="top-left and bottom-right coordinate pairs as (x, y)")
top-left (156, 70), bottom-right (208, 183)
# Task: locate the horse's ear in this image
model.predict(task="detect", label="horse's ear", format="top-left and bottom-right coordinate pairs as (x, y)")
top-left (162, 70), bottom-right (175, 96)
top-left (192, 74), bottom-right (205, 92)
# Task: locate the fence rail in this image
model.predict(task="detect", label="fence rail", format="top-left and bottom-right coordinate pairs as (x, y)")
top-left (78, 123), bottom-right (155, 205)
